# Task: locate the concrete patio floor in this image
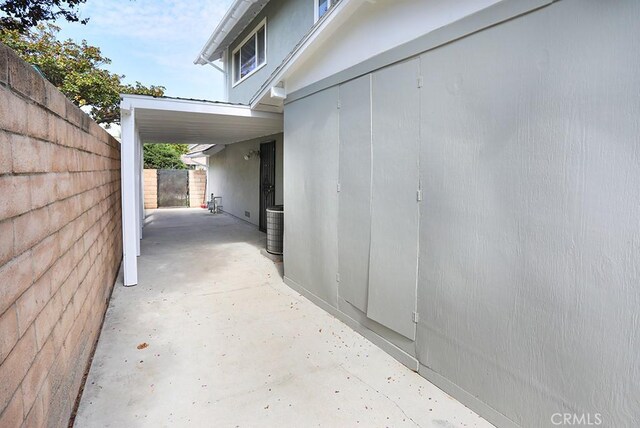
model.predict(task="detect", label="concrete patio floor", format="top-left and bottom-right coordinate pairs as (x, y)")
top-left (74, 208), bottom-right (492, 427)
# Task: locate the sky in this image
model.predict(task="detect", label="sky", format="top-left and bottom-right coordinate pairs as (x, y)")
top-left (56, 0), bottom-right (234, 100)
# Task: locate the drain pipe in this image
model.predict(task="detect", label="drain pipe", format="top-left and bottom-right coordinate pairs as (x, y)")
top-left (198, 54), bottom-right (229, 101)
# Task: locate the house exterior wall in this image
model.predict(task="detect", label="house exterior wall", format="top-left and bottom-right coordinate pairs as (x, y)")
top-left (283, 87), bottom-right (339, 306)
top-left (0, 44), bottom-right (122, 427)
top-left (207, 133), bottom-right (283, 226)
top-left (285, 0), bottom-right (501, 94)
top-left (282, 0), bottom-right (640, 426)
top-left (227, 0), bottom-right (314, 104)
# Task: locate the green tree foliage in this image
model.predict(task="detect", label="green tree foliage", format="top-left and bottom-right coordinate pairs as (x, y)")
top-left (169, 144), bottom-right (190, 155)
top-left (0, 24), bottom-right (165, 124)
top-left (1, 0), bottom-right (88, 33)
top-left (143, 144), bottom-right (189, 170)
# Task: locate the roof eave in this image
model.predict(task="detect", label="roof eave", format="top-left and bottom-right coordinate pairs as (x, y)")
top-left (194, 0), bottom-right (269, 65)
top-left (249, 0), bottom-right (361, 109)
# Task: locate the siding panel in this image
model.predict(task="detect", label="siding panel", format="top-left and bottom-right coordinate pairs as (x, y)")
top-left (366, 58), bottom-right (420, 340)
top-left (337, 75), bottom-right (372, 312)
top-left (283, 86), bottom-right (339, 306)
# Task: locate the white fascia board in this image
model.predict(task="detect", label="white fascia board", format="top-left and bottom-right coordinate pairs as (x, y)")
top-left (119, 95), bottom-right (282, 120)
top-left (203, 145), bottom-right (226, 156)
top-left (184, 151), bottom-right (207, 158)
top-left (194, 0), bottom-right (261, 65)
top-left (250, 0), bottom-right (362, 109)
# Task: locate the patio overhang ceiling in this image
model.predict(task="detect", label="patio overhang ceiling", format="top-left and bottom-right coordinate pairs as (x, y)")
top-left (120, 94), bottom-right (283, 145)
top-left (119, 94), bottom-right (283, 287)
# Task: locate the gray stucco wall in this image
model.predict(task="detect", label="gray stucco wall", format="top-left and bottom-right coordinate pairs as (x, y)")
top-left (284, 86), bottom-right (339, 306)
top-left (227, 0), bottom-right (313, 104)
top-left (283, 0), bottom-right (640, 426)
top-left (207, 133), bottom-right (283, 226)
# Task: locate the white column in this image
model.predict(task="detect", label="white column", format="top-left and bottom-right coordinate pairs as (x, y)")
top-left (139, 132), bottom-right (146, 232)
top-left (121, 107), bottom-right (138, 286)
top-left (134, 130), bottom-right (142, 256)
top-left (205, 156), bottom-right (211, 204)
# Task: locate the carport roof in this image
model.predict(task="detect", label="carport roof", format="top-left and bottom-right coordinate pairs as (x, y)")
top-left (120, 94), bottom-right (283, 145)
top-left (119, 94), bottom-right (284, 286)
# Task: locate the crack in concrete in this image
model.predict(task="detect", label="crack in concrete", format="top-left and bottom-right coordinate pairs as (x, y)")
top-left (194, 283), bottom-right (267, 296)
top-left (338, 365), bottom-right (423, 428)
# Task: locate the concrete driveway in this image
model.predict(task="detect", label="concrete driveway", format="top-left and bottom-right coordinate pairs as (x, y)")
top-left (74, 208), bottom-right (492, 427)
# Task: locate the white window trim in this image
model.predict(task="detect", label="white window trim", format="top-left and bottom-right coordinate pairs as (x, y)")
top-left (314, 0), bottom-right (333, 23)
top-left (232, 17), bottom-right (267, 87)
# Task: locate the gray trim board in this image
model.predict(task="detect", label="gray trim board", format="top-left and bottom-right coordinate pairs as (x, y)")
top-left (285, 0), bottom-right (555, 104)
top-left (283, 276), bottom-right (419, 371)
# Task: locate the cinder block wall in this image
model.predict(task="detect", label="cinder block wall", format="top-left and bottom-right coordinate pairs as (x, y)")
top-left (188, 170), bottom-right (206, 208)
top-left (143, 169), bottom-right (157, 209)
top-left (0, 43), bottom-right (122, 427)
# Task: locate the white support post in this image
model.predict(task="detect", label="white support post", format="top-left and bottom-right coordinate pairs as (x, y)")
top-left (134, 130), bottom-right (142, 256)
top-left (139, 130), bottom-right (145, 233)
top-left (121, 107), bottom-right (138, 286)
top-left (205, 156), bottom-right (211, 204)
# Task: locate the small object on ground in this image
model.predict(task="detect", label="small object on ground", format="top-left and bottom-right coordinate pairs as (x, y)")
top-left (137, 342), bottom-right (149, 350)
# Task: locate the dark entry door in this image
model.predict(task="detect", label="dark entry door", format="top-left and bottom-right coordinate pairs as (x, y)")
top-left (259, 141), bottom-right (276, 232)
top-left (157, 169), bottom-right (189, 207)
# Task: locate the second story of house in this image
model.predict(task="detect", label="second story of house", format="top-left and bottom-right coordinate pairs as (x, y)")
top-left (195, 0), bottom-right (341, 106)
top-left (196, 0), bottom-right (509, 112)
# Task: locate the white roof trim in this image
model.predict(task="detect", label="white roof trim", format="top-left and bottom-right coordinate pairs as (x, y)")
top-left (119, 95), bottom-right (283, 145)
top-left (250, 0), bottom-right (362, 109)
top-left (184, 151), bottom-right (208, 159)
top-left (194, 0), bottom-right (268, 65)
top-left (120, 94), bottom-right (280, 120)
top-left (203, 145), bottom-right (227, 156)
